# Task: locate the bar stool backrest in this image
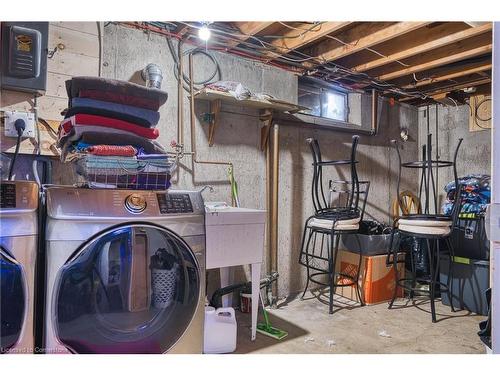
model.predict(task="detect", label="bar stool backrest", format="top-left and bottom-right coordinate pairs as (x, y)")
top-left (391, 136), bottom-right (463, 228)
top-left (306, 135), bottom-right (361, 216)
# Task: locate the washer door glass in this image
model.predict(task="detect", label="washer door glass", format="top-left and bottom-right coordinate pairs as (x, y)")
top-left (1, 247), bottom-right (26, 354)
top-left (54, 224), bottom-right (200, 354)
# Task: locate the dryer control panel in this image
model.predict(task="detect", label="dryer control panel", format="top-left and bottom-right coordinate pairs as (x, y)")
top-left (0, 181), bottom-right (38, 211)
top-left (0, 183), bottom-right (16, 208)
top-left (157, 193), bottom-right (193, 214)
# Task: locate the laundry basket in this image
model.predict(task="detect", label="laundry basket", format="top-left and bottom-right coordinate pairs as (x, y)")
top-left (151, 266), bottom-right (178, 308)
top-left (150, 249), bottom-right (179, 309)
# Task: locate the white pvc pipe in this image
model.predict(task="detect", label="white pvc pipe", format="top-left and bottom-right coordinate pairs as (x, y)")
top-left (491, 22), bottom-right (500, 354)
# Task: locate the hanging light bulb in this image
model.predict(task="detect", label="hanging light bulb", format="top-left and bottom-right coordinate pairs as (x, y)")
top-left (198, 23), bottom-right (211, 41)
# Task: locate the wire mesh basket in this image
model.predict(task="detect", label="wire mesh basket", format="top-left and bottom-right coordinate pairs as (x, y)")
top-left (151, 266), bottom-right (178, 308)
top-left (74, 154), bottom-right (176, 190)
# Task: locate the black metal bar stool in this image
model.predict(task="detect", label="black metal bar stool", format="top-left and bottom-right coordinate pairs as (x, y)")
top-left (298, 135), bottom-right (366, 314)
top-left (388, 135), bottom-right (463, 322)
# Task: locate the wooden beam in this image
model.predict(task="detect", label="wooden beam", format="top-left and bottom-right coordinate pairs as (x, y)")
top-left (377, 44), bottom-right (492, 81)
top-left (263, 22), bottom-right (352, 59)
top-left (398, 77), bottom-right (492, 102)
top-left (352, 23), bottom-right (492, 73)
top-left (306, 22), bottom-right (430, 64)
top-left (402, 62), bottom-right (492, 88)
top-left (227, 22), bottom-right (274, 48)
top-left (424, 77), bottom-right (491, 96)
top-left (174, 24), bottom-right (190, 37)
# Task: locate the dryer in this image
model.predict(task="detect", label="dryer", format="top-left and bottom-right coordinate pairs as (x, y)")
top-left (1, 180), bottom-right (39, 354)
top-left (43, 186), bottom-right (205, 354)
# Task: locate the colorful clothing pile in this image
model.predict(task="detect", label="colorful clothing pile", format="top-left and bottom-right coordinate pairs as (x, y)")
top-left (58, 76), bottom-right (174, 190)
top-left (442, 174), bottom-right (491, 217)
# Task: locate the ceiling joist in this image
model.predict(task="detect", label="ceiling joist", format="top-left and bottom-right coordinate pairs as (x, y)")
top-left (403, 62), bottom-right (492, 88)
top-left (227, 22), bottom-right (274, 48)
top-left (377, 43), bottom-right (492, 81)
top-left (352, 23), bottom-right (492, 73)
top-left (304, 21), bottom-right (431, 66)
top-left (263, 22), bottom-right (352, 59)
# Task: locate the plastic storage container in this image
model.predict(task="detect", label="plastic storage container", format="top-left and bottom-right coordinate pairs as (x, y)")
top-left (341, 229), bottom-right (399, 256)
top-left (203, 306), bottom-right (237, 354)
top-left (452, 217), bottom-right (489, 260)
top-left (440, 256), bottom-right (490, 315)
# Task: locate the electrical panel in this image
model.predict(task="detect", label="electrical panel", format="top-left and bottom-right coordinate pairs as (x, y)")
top-left (1, 22), bottom-right (48, 94)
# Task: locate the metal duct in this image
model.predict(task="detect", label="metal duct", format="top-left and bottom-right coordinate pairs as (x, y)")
top-left (141, 63), bottom-right (163, 89)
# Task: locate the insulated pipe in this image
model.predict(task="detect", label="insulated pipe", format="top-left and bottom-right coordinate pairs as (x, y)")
top-left (188, 53), bottom-right (235, 205)
top-left (371, 89), bottom-right (378, 135)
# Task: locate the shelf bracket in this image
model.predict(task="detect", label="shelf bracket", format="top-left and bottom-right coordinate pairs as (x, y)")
top-left (260, 109), bottom-right (273, 151)
top-left (207, 99), bottom-right (221, 147)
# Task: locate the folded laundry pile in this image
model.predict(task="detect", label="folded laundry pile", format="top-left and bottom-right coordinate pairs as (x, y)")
top-left (442, 174), bottom-right (491, 217)
top-left (58, 76), bottom-right (175, 190)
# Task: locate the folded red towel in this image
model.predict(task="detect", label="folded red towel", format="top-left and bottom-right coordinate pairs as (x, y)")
top-left (87, 145), bottom-right (137, 157)
top-left (60, 114), bottom-right (159, 140)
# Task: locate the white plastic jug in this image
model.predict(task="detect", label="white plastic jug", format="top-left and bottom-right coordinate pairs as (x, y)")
top-left (203, 306), bottom-right (237, 354)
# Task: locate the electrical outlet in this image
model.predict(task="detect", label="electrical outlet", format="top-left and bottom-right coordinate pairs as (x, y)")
top-left (3, 111), bottom-right (36, 138)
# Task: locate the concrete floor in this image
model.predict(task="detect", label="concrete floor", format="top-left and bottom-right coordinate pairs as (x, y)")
top-left (234, 291), bottom-right (485, 354)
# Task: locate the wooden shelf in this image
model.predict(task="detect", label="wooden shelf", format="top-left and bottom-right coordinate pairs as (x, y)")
top-left (193, 88), bottom-right (308, 113)
top-left (193, 88), bottom-right (308, 149)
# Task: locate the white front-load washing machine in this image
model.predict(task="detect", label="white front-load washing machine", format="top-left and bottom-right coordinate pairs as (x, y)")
top-left (1, 180), bottom-right (39, 354)
top-left (43, 186), bottom-right (205, 354)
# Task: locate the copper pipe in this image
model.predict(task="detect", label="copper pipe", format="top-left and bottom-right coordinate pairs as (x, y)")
top-left (188, 53), bottom-right (235, 205)
top-left (371, 89), bottom-right (379, 135)
top-left (270, 124), bottom-right (279, 305)
top-left (178, 40), bottom-right (184, 146)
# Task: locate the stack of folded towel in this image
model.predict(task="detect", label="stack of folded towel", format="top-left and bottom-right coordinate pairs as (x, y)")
top-left (58, 76), bottom-right (175, 190)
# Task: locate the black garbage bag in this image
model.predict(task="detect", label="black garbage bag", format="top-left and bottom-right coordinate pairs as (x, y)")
top-left (358, 220), bottom-right (393, 235)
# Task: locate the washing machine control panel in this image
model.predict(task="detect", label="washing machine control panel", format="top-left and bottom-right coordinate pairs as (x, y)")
top-left (124, 193), bottom-right (147, 214)
top-left (157, 193), bottom-right (193, 214)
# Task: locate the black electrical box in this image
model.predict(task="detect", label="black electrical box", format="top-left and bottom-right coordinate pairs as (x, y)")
top-left (1, 22), bottom-right (48, 94)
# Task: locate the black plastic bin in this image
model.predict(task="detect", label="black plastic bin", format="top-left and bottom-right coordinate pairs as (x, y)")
top-left (341, 231), bottom-right (399, 256)
top-left (452, 216), bottom-right (489, 260)
top-left (440, 255), bottom-right (490, 316)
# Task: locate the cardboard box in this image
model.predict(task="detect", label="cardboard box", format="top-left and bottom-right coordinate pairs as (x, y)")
top-left (335, 250), bottom-right (405, 305)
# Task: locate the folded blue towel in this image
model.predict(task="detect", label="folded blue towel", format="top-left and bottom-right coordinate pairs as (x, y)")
top-left (72, 97), bottom-right (160, 126)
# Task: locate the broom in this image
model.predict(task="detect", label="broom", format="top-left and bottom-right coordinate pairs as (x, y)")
top-left (256, 290), bottom-right (288, 340)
